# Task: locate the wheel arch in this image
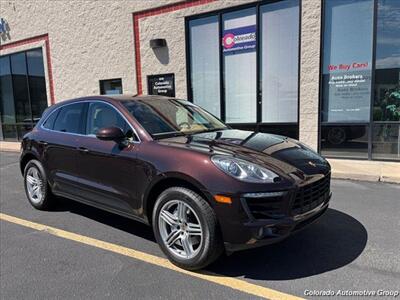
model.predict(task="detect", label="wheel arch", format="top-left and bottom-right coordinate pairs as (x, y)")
top-left (20, 151), bottom-right (40, 175)
top-left (144, 173), bottom-right (213, 225)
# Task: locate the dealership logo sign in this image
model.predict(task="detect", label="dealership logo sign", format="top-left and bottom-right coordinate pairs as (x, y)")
top-left (222, 25), bottom-right (256, 54)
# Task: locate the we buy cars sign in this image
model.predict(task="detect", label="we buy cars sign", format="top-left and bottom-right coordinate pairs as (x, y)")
top-left (222, 25), bottom-right (256, 54)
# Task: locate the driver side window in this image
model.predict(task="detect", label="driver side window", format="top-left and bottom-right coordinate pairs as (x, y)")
top-left (86, 102), bottom-right (137, 141)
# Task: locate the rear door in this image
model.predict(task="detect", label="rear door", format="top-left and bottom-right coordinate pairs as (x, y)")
top-left (42, 102), bottom-right (87, 196)
top-left (74, 101), bottom-right (141, 215)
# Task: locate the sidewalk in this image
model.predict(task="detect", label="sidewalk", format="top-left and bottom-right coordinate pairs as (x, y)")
top-left (0, 141), bottom-right (20, 153)
top-left (1, 141), bottom-right (399, 183)
top-left (328, 158), bottom-right (400, 184)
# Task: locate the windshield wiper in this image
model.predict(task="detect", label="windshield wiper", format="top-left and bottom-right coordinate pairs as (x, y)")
top-left (194, 127), bottom-right (227, 134)
top-left (152, 131), bottom-right (187, 139)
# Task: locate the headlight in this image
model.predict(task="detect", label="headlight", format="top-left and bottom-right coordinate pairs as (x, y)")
top-left (211, 155), bottom-right (279, 183)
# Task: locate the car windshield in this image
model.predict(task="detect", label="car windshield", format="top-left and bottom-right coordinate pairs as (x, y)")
top-left (122, 98), bottom-right (227, 139)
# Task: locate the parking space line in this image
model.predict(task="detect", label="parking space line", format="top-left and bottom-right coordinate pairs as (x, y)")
top-left (0, 213), bottom-right (303, 300)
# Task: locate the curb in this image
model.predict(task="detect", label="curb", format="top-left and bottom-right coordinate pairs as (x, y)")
top-left (332, 172), bottom-right (400, 184)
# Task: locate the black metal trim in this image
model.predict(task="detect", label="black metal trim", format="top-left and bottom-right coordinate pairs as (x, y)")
top-left (184, 17), bottom-right (192, 102)
top-left (23, 51), bottom-right (34, 126)
top-left (297, 0), bottom-right (302, 136)
top-left (368, 0), bottom-right (378, 160)
top-left (256, 2), bottom-right (261, 127)
top-left (218, 12), bottom-right (225, 121)
top-left (317, 0), bottom-right (325, 153)
top-left (0, 46), bottom-right (42, 59)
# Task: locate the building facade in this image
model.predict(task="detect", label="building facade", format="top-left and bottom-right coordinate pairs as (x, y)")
top-left (0, 0), bottom-right (399, 161)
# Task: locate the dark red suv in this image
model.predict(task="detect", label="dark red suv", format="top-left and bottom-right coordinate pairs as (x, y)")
top-left (20, 95), bottom-right (331, 270)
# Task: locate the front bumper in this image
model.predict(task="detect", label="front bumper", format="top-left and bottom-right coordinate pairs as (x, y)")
top-left (212, 174), bottom-right (332, 252)
top-left (224, 198), bottom-right (330, 252)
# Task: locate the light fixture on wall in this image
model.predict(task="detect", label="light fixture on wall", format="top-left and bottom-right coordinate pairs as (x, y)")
top-left (149, 38), bottom-right (167, 49)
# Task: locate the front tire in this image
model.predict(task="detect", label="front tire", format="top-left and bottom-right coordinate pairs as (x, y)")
top-left (24, 159), bottom-right (54, 210)
top-left (152, 187), bottom-right (223, 270)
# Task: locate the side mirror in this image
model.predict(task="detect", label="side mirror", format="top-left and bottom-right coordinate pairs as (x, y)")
top-left (96, 126), bottom-right (125, 141)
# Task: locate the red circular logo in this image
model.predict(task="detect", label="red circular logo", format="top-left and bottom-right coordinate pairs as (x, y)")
top-left (223, 33), bottom-right (235, 49)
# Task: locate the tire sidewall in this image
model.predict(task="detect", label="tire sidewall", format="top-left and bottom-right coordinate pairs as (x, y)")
top-left (24, 159), bottom-right (49, 209)
top-left (152, 188), bottom-right (214, 268)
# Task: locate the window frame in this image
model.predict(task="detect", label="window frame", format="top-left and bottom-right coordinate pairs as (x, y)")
top-left (40, 100), bottom-right (141, 143)
top-left (51, 102), bottom-right (87, 135)
top-left (0, 47), bottom-right (49, 141)
top-left (99, 78), bottom-right (123, 95)
top-left (185, 0), bottom-right (301, 138)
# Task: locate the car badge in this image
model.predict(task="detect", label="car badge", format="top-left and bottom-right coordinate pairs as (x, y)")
top-left (308, 161), bottom-right (317, 167)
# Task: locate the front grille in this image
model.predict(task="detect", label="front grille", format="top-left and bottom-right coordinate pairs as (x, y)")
top-left (243, 192), bottom-right (287, 220)
top-left (292, 174), bottom-right (330, 215)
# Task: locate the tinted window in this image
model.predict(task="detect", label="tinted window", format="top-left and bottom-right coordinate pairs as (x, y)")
top-left (261, 0), bottom-right (299, 123)
top-left (0, 48), bottom-right (48, 141)
top-left (373, 0), bottom-right (400, 122)
top-left (321, 0), bottom-right (374, 122)
top-left (42, 109), bottom-right (59, 130)
top-left (223, 8), bottom-right (257, 123)
top-left (189, 16), bottom-right (220, 117)
top-left (53, 103), bottom-right (85, 134)
top-left (122, 99), bottom-right (227, 138)
top-left (99, 79), bottom-right (122, 95)
top-left (86, 102), bottom-right (136, 140)
top-left (26, 49), bottom-right (48, 120)
top-left (10, 52), bottom-right (31, 123)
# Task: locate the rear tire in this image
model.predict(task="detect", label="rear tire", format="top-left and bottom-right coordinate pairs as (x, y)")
top-left (152, 187), bottom-right (223, 270)
top-left (23, 159), bottom-right (54, 210)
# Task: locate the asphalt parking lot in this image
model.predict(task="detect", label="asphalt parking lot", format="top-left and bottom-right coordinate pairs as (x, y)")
top-left (1, 151), bottom-right (399, 299)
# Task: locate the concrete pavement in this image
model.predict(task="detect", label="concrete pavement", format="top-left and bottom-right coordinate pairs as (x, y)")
top-left (0, 151), bottom-right (399, 299)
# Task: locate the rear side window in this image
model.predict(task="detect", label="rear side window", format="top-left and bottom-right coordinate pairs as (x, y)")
top-left (42, 109), bottom-right (59, 130)
top-left (53, 103), bottom-right (85, 134)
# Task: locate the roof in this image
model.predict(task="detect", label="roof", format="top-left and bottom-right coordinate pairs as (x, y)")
top-left (102, 94), bottom-right (174, 101)
top-left (48, 94), bottom-right (175, 109)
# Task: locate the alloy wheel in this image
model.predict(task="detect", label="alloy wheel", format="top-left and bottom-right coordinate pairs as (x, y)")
top-left (26, 166), bottom-right (44, 204)
top-left (158, 200), bottom-right (203, 259)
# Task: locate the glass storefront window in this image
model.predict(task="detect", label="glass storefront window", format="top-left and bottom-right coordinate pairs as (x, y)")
top-left (11, 52), bottom-right (32, 125)
top-left (0, 56), bottom-right (15, 140)
top-left (322, 0), bottom-right (374, 123)
top-left (372, 123), bottom-right (400, 160)
top-left (189, 16), bottom-right (220, 118)
top-left (222, 8), bottom-right (257, 123)
top-left (374, 0), bottom-right (400, 123)
top-left (27, 49), bottom-right (48, 121)
top-left (371, 0), bottom-right (400, 160)
top-left (321, 124), bottom-right (369, 159)
top-left (321, 0), bottom-right (399, 160)
top-left (260, 0), bottom-right (299, 123)
top-left (0, 48), bottom-right (48, 141)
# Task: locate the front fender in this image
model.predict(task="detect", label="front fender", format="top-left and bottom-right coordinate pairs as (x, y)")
top-left (142, 171), bottom-right (214, 221)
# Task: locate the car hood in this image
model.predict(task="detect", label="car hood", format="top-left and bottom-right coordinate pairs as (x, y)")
top-left (158, 129), bottom-right (330, 178)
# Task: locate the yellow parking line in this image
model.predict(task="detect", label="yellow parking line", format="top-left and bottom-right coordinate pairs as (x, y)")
top-left (0, 212), bottom-right (303, 300)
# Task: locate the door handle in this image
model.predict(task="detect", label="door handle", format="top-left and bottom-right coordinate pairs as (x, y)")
top-left (38, 141), bottom-right (48, 146)
top-left (78, 147), bottom-right (89, 153)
